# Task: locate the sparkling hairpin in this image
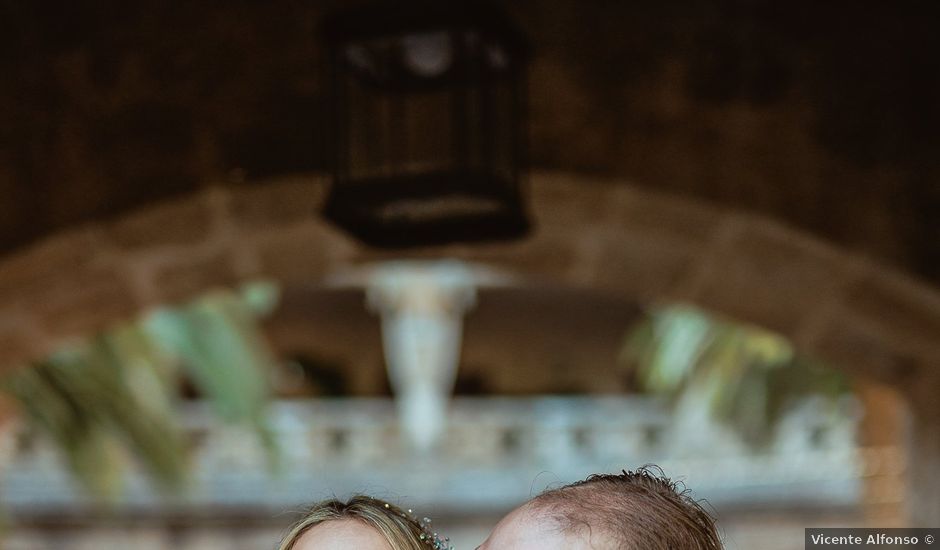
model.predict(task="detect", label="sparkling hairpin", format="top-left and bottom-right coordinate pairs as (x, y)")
top-left (384, 502), bottom-right (454, 550)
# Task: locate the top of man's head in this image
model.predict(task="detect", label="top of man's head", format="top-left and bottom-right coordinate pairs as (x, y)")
top-left (529, 467), bottom-right (722, 550)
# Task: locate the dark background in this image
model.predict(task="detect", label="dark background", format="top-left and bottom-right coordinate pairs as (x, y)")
top-left (1, 0), bottom-right (937, 280)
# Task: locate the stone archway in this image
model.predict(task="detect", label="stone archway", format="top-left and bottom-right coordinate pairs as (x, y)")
top-left (1, 171), bottom-right (937, 523)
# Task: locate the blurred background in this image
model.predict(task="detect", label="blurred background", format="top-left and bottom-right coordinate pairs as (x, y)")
top-left (0, 1), bottom-right (938, 549)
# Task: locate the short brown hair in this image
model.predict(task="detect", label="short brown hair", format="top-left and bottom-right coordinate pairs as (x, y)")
top-left (531, 466), bottom-right (722, 550)
top-left (277, 495), bottom-right (432, 550)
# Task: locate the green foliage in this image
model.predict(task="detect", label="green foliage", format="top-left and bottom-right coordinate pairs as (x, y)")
top-left (0, 282), bottom-right (281, 499)
top-left (143, 287), bottom-right (280, 467)
top-left (622, 305), bottom-right (851, 446)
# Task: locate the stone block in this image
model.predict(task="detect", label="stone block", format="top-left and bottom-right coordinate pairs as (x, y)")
top-left (608, 185), bottom-right (724, 247)
top-left (0, 228), bottom-right (104, 306)
top-left (148, 251), bottom-right (241, 306)
top-left (107, 194), bottom-right (214, 250)
top-left (0, 316), bottom-right (50, 369)
top-left (813, 322), bottom-right (920, 384)
top-left (691, 218), bottom-right (853, 337)
top-left (454, 227), bottom-right (581, 284)
top-left (31, 266), bottom-right (140, 341)
top-left (250, 222), bottom-right (349, 285)
top-left (529, 172), bottom-right (624, 227)
top-left (228, 176), bottom-right (328, 230)
top-left (588, 228), bottom-right (699, 299)
top-left (840, 272), bottom-right (940, 359)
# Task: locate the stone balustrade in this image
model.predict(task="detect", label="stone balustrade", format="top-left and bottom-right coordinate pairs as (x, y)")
top-left (0, 396), bottom-right (888, 517)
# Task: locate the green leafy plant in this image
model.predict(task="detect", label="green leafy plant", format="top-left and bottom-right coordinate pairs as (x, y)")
top-left (621, 304), bottom-right (851, 446)
top-left (0, 282), bottom-right (281, 499)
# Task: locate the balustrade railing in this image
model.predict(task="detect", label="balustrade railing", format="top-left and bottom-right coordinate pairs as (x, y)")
top-left (0, 396), bottom-right (893, 515)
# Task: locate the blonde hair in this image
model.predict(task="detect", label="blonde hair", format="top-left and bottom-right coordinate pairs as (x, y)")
top-left (277, 496), bottom-right (432, 550)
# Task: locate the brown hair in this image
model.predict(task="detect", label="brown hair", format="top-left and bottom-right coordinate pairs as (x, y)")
top-left (277, 495), bottom-right (438, 550)
top-left (530, 466), bottom-right (722, 550)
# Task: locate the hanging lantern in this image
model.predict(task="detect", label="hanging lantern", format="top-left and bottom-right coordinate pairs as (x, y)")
top-left (321, 2), bottom-right (530, 247)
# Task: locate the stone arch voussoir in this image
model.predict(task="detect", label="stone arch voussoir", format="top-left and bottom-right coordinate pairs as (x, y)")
top-left (0, 171), bottom-right (937, 384)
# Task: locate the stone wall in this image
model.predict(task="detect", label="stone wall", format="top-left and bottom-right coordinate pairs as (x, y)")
top-left (1, 171), bottom-right (936, 379)
top-left (0, 171), bottom-right (937, 524)
top-left (906, 369), bottom-right (940, 527)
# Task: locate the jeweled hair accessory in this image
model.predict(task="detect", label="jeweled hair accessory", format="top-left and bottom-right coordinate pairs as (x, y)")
top-left (384, 502), bottom-right (454, 550)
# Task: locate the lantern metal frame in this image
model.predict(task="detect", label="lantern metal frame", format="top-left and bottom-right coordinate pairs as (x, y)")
top-left (321, 2), bottom-right (531, 248)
